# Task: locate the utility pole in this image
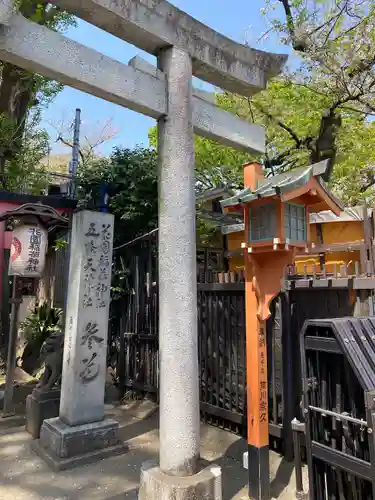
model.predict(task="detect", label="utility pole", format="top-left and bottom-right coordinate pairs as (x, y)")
top-left (69, 108), bottom-right (81, 198)
top-left (63, 108), bottom-right (81, 345)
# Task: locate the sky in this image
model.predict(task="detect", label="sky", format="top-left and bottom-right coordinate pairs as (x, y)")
top-left (41, 0), bottom-right (286, 157)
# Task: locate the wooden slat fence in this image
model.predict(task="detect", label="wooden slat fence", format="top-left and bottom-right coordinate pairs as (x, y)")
top-left (111, 238), bottom-right (159, 397)
top-left (197, 271), bottom-right (246, 433)
top-left (37, 243), bottom-right (68, 309)
top-left (111, 252), bottom-right (375, 459)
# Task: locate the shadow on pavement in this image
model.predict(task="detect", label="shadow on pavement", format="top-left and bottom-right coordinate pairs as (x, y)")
top-left (0, 400), bottom-right (300, 500)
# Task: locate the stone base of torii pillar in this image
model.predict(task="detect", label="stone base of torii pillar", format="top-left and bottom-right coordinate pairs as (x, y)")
top-left (139, 461), bottom-right (222, 500)
top-left (32, 210), bottom-right (127, 471)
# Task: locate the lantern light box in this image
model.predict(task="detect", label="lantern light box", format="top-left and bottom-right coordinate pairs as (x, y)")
top-left (222, 161), bottom-right (343, 254)
top-left (248, 201), bottom-right (306, 243)
top-left (9, 223), bottom-right (48, 278)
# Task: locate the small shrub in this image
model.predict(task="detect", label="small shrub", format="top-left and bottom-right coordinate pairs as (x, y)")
top-left (19, 302), bottom-right (62, 376)
top-left (21, 302), bottom-right (62, 347)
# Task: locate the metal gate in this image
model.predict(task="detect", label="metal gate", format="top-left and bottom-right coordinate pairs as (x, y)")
top-left (301, 317), bottom-right (375, 499)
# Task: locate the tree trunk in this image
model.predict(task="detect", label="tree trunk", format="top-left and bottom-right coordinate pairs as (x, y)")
top-left (0, 63), bottom-right (34, 185)
top-left (309, 110), bottom-right (342, 181)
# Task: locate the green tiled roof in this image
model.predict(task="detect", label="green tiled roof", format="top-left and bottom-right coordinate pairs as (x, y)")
top-left (221, 166), bottom-right (314, 208)
top-left (220, 160), bottom-right (344, 210)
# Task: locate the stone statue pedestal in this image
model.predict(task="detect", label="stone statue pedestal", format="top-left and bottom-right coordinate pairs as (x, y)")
top-left (32, 416), bottom-right (127, 471)
top-left (26, 388), bottom-right (60, 438)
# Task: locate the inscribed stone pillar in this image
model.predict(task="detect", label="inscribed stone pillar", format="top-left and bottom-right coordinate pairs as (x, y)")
top-left (60, 210), bottom-right (114, 425)
top-left (34, 210), bottom-right (127, 471)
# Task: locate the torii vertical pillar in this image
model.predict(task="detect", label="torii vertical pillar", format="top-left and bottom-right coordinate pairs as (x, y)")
top-left (139, 47), bottom-right (222, 499)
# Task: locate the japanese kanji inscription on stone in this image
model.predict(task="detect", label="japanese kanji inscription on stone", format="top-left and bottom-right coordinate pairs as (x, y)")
top-left (59, 211), bottom-right (114, 426)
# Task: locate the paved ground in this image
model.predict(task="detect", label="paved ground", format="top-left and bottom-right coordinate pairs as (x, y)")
top-left (0, 400), bottom-right (308, 499)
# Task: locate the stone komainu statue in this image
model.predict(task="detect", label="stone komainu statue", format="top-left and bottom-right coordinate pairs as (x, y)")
top-left (36, 331), bottom-right (64, 390)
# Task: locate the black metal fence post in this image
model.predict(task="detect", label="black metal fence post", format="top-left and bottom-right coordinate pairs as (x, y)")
top-left (281, 292), bottom-right (294, 461)
top-left (292, 418), bottom-right (306, 499)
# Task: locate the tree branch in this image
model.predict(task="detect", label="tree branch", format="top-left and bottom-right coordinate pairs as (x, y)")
top-left (358, 99), bottom-right (375, 113)
top-left (56, 135), bottom-right (85, 163)
top-left (246, 98), bottom-right (255, 123)
top-left (322, 1), bottom-right (349, 46)
top-left (278, 0), bottom-right (295, 39)
top-left (338, 105), bottom-right (375, 116)
top-left (277, 0), bottom-right (307, 51)
top-left (360, 177), bottom-right (375, 193)
top-left (254, 102), bottom-right (302, 147)
top-left (348, 55), bottom-right (375, 78)
top-left (291, 82), bottom-right (328, 97)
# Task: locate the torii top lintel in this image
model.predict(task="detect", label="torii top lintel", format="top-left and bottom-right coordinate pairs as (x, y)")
top-left (52, 0), bottom-right (287, 96)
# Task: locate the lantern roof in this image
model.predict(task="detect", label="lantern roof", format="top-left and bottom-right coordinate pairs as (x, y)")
top-left (0, 203), bottom-right (70, 233)
top-left (220, 161), bottom-right (343, 213)
top-left (0, 191), bottom-right (77, 231)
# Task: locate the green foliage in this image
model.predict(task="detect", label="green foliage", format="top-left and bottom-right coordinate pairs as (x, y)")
top-left (0, 1), bottom-right (76, 190)
top-left (77, 145), bottom-right (227, 294)
top-left (196, 217), bottom-right (218, 247)
top-left (77, 147), bottom-right (158, 299)
top-left (150, 129), bottom-right (244, 242)
top-left (78, 147), bottom-right (159, 246)
top-left (17, 1), bottom-right (77, 32)
top-left (148, 126), bottom-right (248, 191)
top-left (33, 76), bottom-right (64, 108)
top-left (53, 238), bottom-right (68, 251)
top-left (21, 302), bottom-right (62, 348)
top-left (0, 108), bottom-right (51, 192)
top-left (332, 119), bottom-right (375, 205)
top-left (213, 82), bottom-right (375, 205)
top-left (256, 0), bottom-right (375, 201)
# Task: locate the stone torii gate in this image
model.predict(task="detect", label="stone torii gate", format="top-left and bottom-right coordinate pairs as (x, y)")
top-left (0, 1), bottom-right (286, 498)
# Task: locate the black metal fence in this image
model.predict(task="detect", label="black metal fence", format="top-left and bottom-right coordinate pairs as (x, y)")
top-left (301, 317), bottom-right (375, 500)
top-left (280, 285), bottom-right (355, 459)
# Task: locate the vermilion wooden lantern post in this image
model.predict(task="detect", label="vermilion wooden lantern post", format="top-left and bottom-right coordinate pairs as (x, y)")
top-left (221, 161), bottom-right (343, 500)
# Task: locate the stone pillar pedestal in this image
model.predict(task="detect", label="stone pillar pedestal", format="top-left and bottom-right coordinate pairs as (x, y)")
top-left (26, 388), bottom-right (60, 438)
top-left (32, 416), bottom-right (127, 471)
top-left (139, 462), bottom-right (222, 500)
